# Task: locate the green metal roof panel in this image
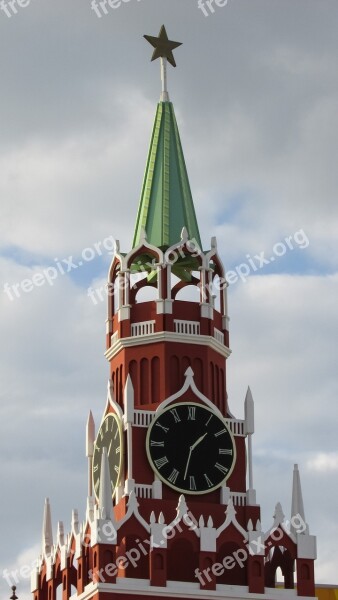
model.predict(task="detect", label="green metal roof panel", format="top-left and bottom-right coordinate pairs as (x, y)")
top-left (132, 101), bottom-right (202, 250)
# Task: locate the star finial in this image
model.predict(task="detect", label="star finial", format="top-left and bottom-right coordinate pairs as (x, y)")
top-left (144, 25), bottom-right (182, 68)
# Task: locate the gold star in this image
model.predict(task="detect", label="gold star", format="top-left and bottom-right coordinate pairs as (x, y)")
top-left (144, 25), bottom-right (182, 68)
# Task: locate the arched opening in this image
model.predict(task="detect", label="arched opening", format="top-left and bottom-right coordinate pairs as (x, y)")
top-left (276, 567), bottom-right (284, 588)
top-left (151, 356), bottom-right (160, 404)
top-left (301, 563), bottom-right (310, 580)
top-left (193, 357), bottom-right (204, 392)
top-left (170, 355), bottom-right (180, 394)
top-left (217, 542), bottom-right (247, 585)
top-left (265, 546), bottom-right (294, 589)
top-left (253, 560), bottom-right (262, 577)
top-left (175, 284), bottom-right (200, 302)
top-left (211, 274), bottom-right (221, 312)
top-left (135, 285), bottom-right (157, 303)
top-left (123, 536), bottom-right (149, 579)
top-left (154, 553), bottom-right (164, 570)
top-left (140, 358), bottom-right (149, 405)
top-left (167, 538), bottom-right (198, 582)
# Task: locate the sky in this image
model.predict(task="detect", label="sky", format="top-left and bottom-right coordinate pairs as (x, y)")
top-left (1, 0), bottom-right (338, 597)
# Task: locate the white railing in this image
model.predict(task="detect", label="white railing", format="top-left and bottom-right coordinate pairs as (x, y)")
top-left (174, 320), bottom-right (200, 335)
top-left (231, 492), bottom-right (247, 507)
top-left (134, 410), bottom-right (154, 427)
top-left (214, 328), bottom-right (224, 345)
top-left (225, 418), bottom-right (245, 436)
top-left (135, 484), bottom-right (153, 499)
top-left (131, 320), bottom-right (155, 337)
top-left (111, 331), bottom-right (118, 346)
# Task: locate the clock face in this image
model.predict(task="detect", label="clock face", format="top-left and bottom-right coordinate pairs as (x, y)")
top-left (146, 402), bottom-right (236, 495)
top-left (92, 413), bottom-right (122, 500)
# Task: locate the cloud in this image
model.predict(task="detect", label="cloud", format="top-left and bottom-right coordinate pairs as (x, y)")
top-left (307, 454), bottom-right (338, 473)
top-left (1, 0), bottom-right (338, 588)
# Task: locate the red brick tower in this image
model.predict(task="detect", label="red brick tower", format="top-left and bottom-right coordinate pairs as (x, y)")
top-left (31, 25), bottom-right (317, 600)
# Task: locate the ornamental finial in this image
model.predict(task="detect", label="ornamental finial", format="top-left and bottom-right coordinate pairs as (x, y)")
top-left (144, 25), bottom-right (182, 102)
top-left (10, 587), bottom-right (18, 600)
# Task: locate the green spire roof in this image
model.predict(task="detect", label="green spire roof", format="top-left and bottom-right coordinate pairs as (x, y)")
top-left (132, 101), bottom-right (202, 250)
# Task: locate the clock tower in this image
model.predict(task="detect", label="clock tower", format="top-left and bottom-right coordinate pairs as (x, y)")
top-left (31, 26), bottom-right (317, 600)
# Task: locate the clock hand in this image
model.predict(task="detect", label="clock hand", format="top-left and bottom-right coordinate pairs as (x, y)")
top-left (183, 433), bottom-right (208, 480)
top-left (190, 432), bottom-right (208, 451)
top-left (108, 440), bottom-right (112, 455)
top-left (183, 447), bottom-right (193, 480)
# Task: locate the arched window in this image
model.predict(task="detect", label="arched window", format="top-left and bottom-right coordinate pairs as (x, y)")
top-left (167, 538), bottom-right (198, 582)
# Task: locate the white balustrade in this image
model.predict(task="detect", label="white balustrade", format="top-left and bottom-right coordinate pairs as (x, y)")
top-left (131, 320), bottom-right (155, 337)
top-left (135, 484), bottom-right (153, 499)
top-left (214, 328), bottom-right (224, 344)
top-left (174, 320), bottom-right (200, 335)
top-left (134, 410), bottom-right (154, 427)
top-left (231, 492), bottom-right (247, 507)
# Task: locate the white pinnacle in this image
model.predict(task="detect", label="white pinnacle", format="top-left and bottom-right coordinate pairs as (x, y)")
top-left (244, 386), bottom-right (255, 434)
top-left (86, 411), bottom-right (95, 458)
top-left (291, 464), bottom-right (307, 535)
top-left (42, 498), bottom-right (53, 556)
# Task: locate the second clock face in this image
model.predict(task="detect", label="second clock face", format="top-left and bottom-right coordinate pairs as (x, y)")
top-left (92, 413), bottom-right (122, 500)
top-left (146, 402), bottom-right (236, 494)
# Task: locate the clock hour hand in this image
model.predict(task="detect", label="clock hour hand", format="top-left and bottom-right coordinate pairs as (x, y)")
top-left (190, 432), bottom-right (208, 451)
top-left (107, 440), bottom-right (112, 455)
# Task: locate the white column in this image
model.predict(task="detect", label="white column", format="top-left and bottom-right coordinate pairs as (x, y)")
top-left (160, 57), bottom-right (169, 102)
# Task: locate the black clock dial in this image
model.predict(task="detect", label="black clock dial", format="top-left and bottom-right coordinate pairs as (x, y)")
top-left (92, 413), bottom-right (122, 500)
top-left (146, 402), bottom-right (235, 494)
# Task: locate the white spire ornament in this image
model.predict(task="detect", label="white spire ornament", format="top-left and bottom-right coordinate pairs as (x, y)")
top-left (41, 498), bottom-right (53, 556)
top-left (144, 25), bottom-right (182, 103)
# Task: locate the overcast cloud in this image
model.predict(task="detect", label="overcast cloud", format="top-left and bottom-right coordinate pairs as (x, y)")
top-left (1, 0), bottom-right (338, 597)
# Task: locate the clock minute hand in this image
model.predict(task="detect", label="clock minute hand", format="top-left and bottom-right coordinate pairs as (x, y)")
top-left (184, 433), bottom-right (208, 480)
top-left (183, 447), bottom-right (193, 480)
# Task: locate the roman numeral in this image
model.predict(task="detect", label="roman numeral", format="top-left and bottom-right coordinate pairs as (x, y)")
top-left (214, 428), bottom-right (227, 437)
top-left (205, 414), bottom-right (213, 426)
top-left (170, 409), bottom-right (181, 423)
top-left (93, 465), bottom-right (98, 473)
top-left (114, 465), bottom-right (119, 474)
top-left (188, 406), bottom-right (196, 420)
top-left (155, 422), bottom-right (169, 433)
top-left (219, 448), bottom-right (232, 455)
top-left (151, 440), bottom-right (165, 447)
top-left (189, 476), bottom-right (196, 491)
top-left (204, 474), bottom-right (213, 488)
top-left (154, 456), bottom-right (169, 469)
top-left (110, 419), bottom-right (115, 432)
top-left (168, 469), bottom-right (179, 484)
top-left (99, 431), bottom-right (103, 442)
top-left (105, 419), bottom-right (109, 432)
top-left (115, 446), bottom-right (121, 454)
top-left (215, 462), bottom-right (228, 475)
